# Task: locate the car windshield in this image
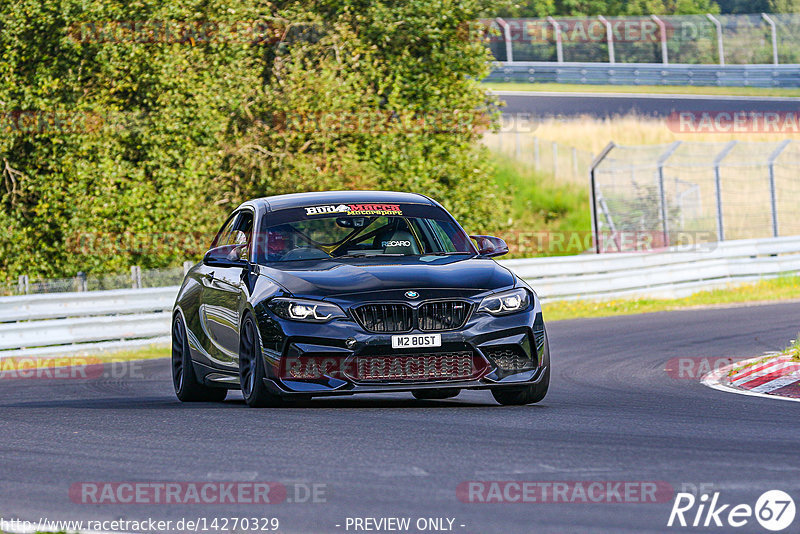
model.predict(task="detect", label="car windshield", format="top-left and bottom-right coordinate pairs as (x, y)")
top-left (262, 212), bottom-right (475, 262)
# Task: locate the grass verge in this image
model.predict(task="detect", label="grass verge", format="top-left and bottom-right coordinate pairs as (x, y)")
top-left (0, 344), bottom-right (169, 370)
top-left (484, 82), bottom-right (800, 98)
top-left (489, 153), bottom-right (590, 257)
top-left (544, 275), bottom-right (800, 322)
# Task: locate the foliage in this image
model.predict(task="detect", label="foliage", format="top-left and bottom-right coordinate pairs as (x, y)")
top-left (497, 0), bottom-right (720, 17)
top-left (0, 0), bottom-right (504, 281)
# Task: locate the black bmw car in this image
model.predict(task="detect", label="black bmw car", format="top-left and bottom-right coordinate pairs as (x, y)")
top-left (172, 191), bottom-right (550, 407)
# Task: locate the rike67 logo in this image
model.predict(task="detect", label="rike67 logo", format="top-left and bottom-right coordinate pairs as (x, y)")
top-left (668, 490), bottom-right (796, 531)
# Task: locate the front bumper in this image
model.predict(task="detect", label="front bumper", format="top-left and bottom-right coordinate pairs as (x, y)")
top-left (254, 303), bottom-right (547, 398)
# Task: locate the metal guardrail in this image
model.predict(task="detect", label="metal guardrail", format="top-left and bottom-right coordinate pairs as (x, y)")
top-left (1, 236), bottom-right (799, 357)
top-left (505, 235), bottom-right (800, 300)
top-left (486, 62), bottom-right (800, 87)
top-left (0, 286), bottom-right (179, 357)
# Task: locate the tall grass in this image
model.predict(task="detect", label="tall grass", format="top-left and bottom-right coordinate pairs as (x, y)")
top-left (489, 153), bottom-right (590, 256)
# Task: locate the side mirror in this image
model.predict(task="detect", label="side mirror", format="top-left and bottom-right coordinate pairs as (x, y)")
top-left (470, 235), bottom-right (509, 258)
top-left (203, 245), bottom-right (248, 268)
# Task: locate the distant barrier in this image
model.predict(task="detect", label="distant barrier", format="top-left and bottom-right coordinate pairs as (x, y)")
top-left (486, 62), bottom-right (800, 88)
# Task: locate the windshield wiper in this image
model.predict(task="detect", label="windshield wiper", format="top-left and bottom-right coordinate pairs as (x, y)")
top-left (337, 253), bottom-right (405, 258)
top-left (426, 252), bottom-right (473, 256)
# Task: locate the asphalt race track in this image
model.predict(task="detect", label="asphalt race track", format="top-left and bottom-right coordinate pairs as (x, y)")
top-left (495, 90), bottom-right (800, 118)
top-left (1, 301), bottom-right (799, 533)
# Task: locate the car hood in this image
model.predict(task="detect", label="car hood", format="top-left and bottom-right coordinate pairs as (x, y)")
top-left (258, 255), bottom-right (515, 300)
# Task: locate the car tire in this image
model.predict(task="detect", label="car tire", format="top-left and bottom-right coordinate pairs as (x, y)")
top-left (172, 313), bottom-right (227, 403)
top-left (491, 329), bottom-right (550, 406)
top-left (239, 313), bottom-right (284, 408)
top-left (412, 389), bottom-right (460, 400)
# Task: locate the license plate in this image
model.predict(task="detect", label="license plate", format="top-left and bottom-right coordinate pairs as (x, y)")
top-left (391, 333), bottom-right (442, 349)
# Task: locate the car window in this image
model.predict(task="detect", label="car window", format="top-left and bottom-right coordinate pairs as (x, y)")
top-left (211, 213), bottom-right (238, 249)
top-left (229, 211), bottom-right (254, 260)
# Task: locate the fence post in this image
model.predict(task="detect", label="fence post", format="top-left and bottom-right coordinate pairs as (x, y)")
top-left (713, 141), bottom-right (737, 241)
top-left (767, 140), bottom-right (791, 237)
top-left (761, 13), bottom-right (779, 66)
top-left (495, 18), bottom-right (514, 63)
top-left (706, 14), bottom-right (725, 66)
top-left (546, 16), bottom-right (564, 63)
top-left (18, 275), bottom-right (29, 295)
top-left (76, 272), bottom-right (87, 292)
top-left (651, 15), bottom-right (669, 65)
top-left (131, 265), bottom-right (142, 289)
top-left (598, 16), bottom-right (615, 64)
top-left (590, 142), bottom-right (617, 253)
top-left (656, 142), bottom-right (682, 247)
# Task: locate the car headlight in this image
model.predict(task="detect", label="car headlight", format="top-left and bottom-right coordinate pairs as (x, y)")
top-left (269, 298), bottom-right (346, 323)
top-left (477, 288), bottom-right (531, 316)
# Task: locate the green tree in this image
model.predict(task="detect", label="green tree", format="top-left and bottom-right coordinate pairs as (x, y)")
top-left (0, 0), bottom-right (505, 281)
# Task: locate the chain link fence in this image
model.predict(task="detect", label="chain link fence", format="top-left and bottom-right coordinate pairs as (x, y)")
top-left (3, 264), bottom-right (191, 296)
top-left (484, 131), bottom-right (594, 184)
top-left (487, 14), bottom-right (800, 65)
top-left (592, 140), bottom-right (800, 252)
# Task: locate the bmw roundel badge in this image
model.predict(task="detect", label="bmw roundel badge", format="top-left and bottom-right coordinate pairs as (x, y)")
top-left (405, 291), bottom-right (420, 299)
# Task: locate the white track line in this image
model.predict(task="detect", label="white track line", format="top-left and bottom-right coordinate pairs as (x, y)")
top-left (702, 356), bottom-right (800, 403)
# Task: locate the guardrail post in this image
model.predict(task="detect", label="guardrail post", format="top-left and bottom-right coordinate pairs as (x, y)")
top-left (598, 16), bottom-right (615, 64)
top-left (495, 18), bottom-right (513, 63)
top-left (651, 15), bottom-right (669, 65)
top-left (131, 265), bottom-right (142, 289)
top-left (707, 14), bottom-right (725, 66)
top-left (656, 142), bottom-right (682, 247)
top-left (713, 141), bottom-right (737, 241)
top-left (76, 272), bottom-right (87, 292)
top-left (761, 13), bottom-right (779, 65)
top-left (767, 140), bottom-right (791, 237)
top-left (590, 142), bottom-right (617, 253)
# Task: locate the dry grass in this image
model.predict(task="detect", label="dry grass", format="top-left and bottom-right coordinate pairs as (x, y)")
top-left (529, 115), bottom-right (800, 155)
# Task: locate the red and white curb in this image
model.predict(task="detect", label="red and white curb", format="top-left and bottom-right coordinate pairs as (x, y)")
top-left (703, 354), bottom-right (800, 402)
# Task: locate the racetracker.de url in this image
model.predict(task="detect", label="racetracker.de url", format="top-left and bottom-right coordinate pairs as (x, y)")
top-left (0, 517), bottom-right (280, 533)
